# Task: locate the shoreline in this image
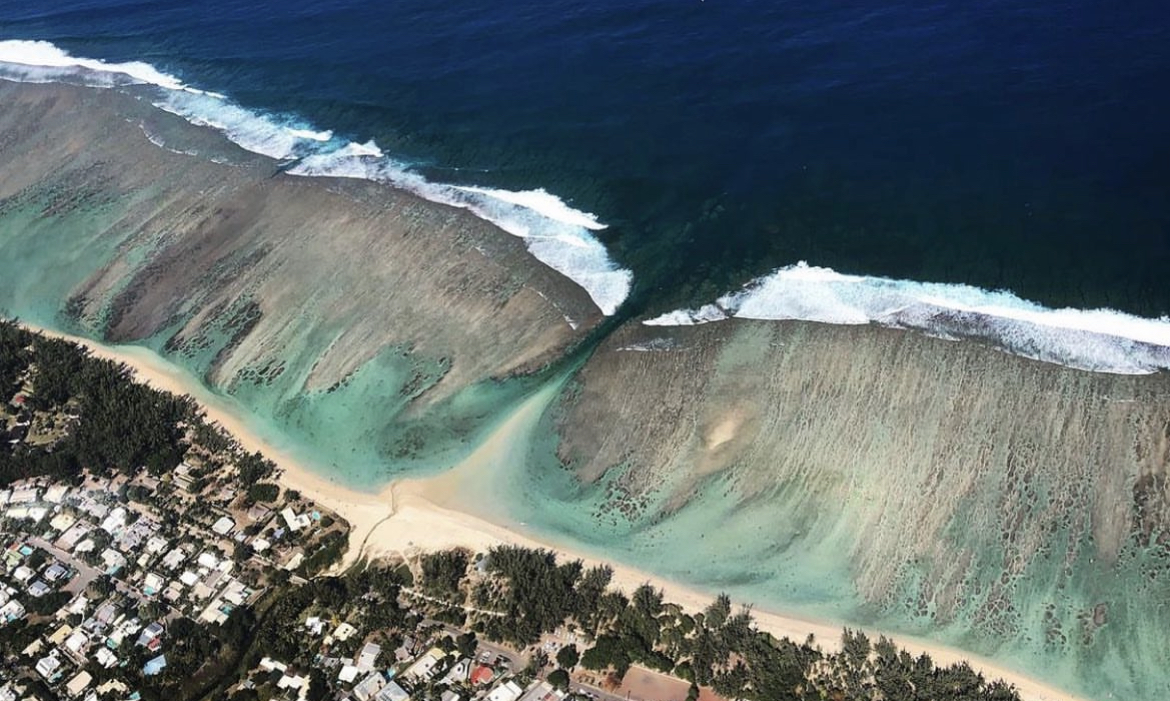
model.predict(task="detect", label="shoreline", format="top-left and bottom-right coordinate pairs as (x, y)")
top-left (19, 321), bottom-right (1083, 701)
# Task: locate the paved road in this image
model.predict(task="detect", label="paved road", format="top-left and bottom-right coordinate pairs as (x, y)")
top-left (423, 618), bottom-right (524, 669)
top-left (27, 535), bottom-right (145, 606)
top-left (421, 618), bottom-right (651, 701)
top-left (28, 536), bottom-right (103, 594)
top-left (570, 681), bottom-right (637, 701)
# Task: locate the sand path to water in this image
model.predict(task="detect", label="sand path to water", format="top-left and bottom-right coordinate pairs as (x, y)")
top-left (21, 322), bottom-right (1083, 701)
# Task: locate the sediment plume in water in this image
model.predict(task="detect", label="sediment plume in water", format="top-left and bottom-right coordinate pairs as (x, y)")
top-left (0, 81), bottom-right (601, 482)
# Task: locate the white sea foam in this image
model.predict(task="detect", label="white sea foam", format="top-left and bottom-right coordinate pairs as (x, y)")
top-left (617, 338), bottom-right (681, 352)
top-left (289, 146), bottom-right (631, 314)
top-left (345, 140), bottom-right (384, 157)
top-left (0, 39), bottom-right (222, 96)
top-left (287, 128), bottom-right (332, 142)
top-left (137, 123), bottom-right (199, 158)
top-left (0, 39), bottom-right (632, 316)
top-left (645, 262), bottom-right (1170, 374)
top-left (152, 92), bottom-right (316, 160)
top-left (453, 186), bottom-right (607, 231)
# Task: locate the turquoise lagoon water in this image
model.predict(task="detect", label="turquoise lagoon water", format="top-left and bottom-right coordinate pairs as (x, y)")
top-left (3, 0), bottom-right (1170, 695)
top-left (0, 196), bottom-right (540, 490)
top-left (0, 199), bottom-right (1154, 697)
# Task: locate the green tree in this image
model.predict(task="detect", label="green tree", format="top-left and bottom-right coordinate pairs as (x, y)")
top-left (548, 669), bottom-right (570, 692)
top-left (457, 631), bottom-right (478, 658)
top-left (704, 593), bottom-right (731, 629)
top-left (28, 591), bottom-right (71, 616)
top-left (556, 644), bottom-right (579, 669)
top-left (306, 669), bottom-right (328, 701)
top-left (419, 549), bottom-right (470, 599)
top-left (247, 483), bottom-right (280, 503)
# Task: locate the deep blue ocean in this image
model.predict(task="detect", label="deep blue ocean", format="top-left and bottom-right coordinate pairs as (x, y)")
top-left (2, 0), bottom-right (1169, 317)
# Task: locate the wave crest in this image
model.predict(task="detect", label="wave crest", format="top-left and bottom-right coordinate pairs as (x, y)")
top-left (0, 39), bottom-right (631, 316)
top-left (645, 262), bottom-right (1170, 374)
top-left (0, 39), bottom-right (222, 96)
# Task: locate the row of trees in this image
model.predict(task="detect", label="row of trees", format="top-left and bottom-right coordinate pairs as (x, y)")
top-left (0, 320), bottom-right (280, 490)
top-left (477, 545), bottom-right (618, 645)
top-left (419, 549), bottom-right (470, 598)
top-left (452, 546), bottom-right (1021, 701)
top-left (1, 321), bottom-right (193, 484)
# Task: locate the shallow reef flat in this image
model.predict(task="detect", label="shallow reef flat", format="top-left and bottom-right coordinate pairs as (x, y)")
top-left (0, 81), bottom-right (601, 482)
top-left (545, 318), bottom-right (1170, 700)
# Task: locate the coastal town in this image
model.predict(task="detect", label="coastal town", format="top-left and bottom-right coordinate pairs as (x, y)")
top-left (0, 471), bottom-right (606, 701)
top-left (0, 322), bottom-right (707, 701)
top-left (0, 321), bottom-right (599, 701)
top-left (0, 321), bottom-right (1031, 701)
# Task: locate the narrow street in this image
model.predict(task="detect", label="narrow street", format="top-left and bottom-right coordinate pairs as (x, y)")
top-left (26, 535), bottom-right (146, 606)
top-left (423, 620), bottom-right (669, 701)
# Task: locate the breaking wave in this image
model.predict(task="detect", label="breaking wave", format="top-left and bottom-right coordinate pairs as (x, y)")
top-left (290, 152), bottom-right (630, 315)
top-left (644, 262), bottom-right (1170, 374)
top-left (0, 39), bottom-right (631, 315)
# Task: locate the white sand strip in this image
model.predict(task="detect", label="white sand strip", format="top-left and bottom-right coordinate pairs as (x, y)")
top-left (19, 322), bottom-right (1081, 701)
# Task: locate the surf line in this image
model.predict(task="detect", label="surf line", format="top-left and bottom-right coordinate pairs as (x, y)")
top-left (0, 38), bottom-right (633, 317)
top-left (645, 261), bottom-right (1170, 375)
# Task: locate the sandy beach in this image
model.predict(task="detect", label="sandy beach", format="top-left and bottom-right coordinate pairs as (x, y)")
top-left (20, 322), bottom-right (1083, 701)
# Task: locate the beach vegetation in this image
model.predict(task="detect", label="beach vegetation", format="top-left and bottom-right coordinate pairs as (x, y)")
top-left (419, 548), bottom-right (470, 598)
top-left (0, 321), bottom-right (193, 484)
top-left (461, 544), bottom-right (1020, 701)
top-left (246, 481), bottom-right (280, 503)
top-left (299, 529), bottom-right (348, 576)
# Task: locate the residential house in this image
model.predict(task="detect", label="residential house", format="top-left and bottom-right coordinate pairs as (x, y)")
top-left (35, 651), bottom-right (63, 682)
top-left (404, 648), bottom-right (445, 683)
top-left (144, 654), bottom-right (167, 676)
top-left (355, 642), bottom-right (381, 672)
top-left (136, 621), bottom-right (164, 648)
top-left (373, 682), bottom-right (410, 701)
top-left (0, 599), bottom-right (27, 624)
top-left (65, 671), bottom-right (92, 698)
top-left (485, 681), bottom-right (525, 701)
top-left (281, 507), bottom-right (310, 532)
top-left (211, 517), bottom-right (235, 536)
top-left (352, 672), bottom-right (386, 701)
